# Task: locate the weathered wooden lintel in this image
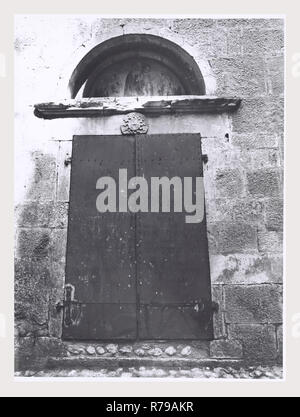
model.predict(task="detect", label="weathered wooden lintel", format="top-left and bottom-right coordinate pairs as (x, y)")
top-left (34, 96), bottom-right (242, 120)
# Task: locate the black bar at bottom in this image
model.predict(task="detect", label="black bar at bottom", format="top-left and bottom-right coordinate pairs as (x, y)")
top-left (100, 398), bottom-right (208, 414)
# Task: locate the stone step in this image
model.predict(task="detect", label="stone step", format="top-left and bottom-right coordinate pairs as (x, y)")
top-left (46, 356), bottom-right (243, 372)
top-left (17, 365), bottom-right (283, 379)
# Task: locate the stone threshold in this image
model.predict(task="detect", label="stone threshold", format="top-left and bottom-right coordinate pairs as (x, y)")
top-left (46, 356), bottom-right (244, 372)
top-left (34, 96), bottom-right (242, 119)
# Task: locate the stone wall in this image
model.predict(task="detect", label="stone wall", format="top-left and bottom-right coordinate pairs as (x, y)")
top-left (14, 17), bottom-right (284, 371)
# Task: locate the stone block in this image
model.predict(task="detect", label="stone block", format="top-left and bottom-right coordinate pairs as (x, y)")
top-left (16, 202), bottom-right (68, 229)
top-left (16, 320), bottom-right (48, 338)
top-left (49, 260), bottom-right (66, 290)
top-left (173, 18), bottom-right (216, 31)
top-left (210, 254), bottom-right (283, 285)
top-left (26, 151), bottom-right (56, 201)
top-left (49, 203), bottom-right (69, 229)
top-left (216, 18), bottom-right (284, 30)
top-left (50, 229), bottom-right (67, 263)
top-left (265, 55), bottom-right (285, 95)
top-left (247, 169), bottom-right (281, 198)
top-left (15, 337), bottom-right (67, 371)
top-left (228, 324), bottom-right (278, 363)
top-left (16, 202), bottom-right (53, 228)
top-left (204, 148), bottom-right (243, 171)
top-left (214, 199), bottom-right (264, 224)
top-left (210, 222), bottom-right (258, 254)
top-left (258, 229), bottom-right (283, 254)
top-left (211, 56), bottom-right (266, 97)
top-left (232, 97), bottom-right (284, 134)
top-left (211, 148), bottom-right (280, 170)
top-left (16, 228), bottom-right (51, 260)
top-left (241, 28), bottom-right (284, 56)
top-left (215, 169), bottom-right (245, 198)
top-left (245, 150), bottom-right (280, 169)
top-left (224, 285), bottom-right (283, 324)
top-left (172, 20), bottom-right (227, 56)
top-left (15, 258), bottom-right (51, 329)
top-left (193, 28), bottom-right (228, 57)
top-left (226, 28), bottom-right (243, 55)
top-left (210, 339), bottom-right (243, 359)
top-left (265, 199), bottom-right (283, 231)
top-left (231, 133), bottom-right (279, 150)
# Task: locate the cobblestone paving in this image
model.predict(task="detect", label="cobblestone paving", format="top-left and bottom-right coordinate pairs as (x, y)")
top-left (16, 366), bottom-right (283, 379)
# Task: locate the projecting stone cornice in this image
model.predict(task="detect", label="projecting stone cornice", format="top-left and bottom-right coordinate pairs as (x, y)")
top-left (34, 96), bottom-right (242, 120)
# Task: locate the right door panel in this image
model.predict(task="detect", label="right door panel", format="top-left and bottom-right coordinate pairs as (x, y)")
top-left (136, 134), bottom-right (213, 340)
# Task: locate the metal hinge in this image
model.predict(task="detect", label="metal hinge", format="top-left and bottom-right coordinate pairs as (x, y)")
top-left (64, 156), bottom-right (72, 167)
top-left (193, 300), bottom-right (219, 315)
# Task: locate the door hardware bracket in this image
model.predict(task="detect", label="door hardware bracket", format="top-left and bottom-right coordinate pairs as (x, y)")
top-left (211, 302), bottom-right (219, 314)
top-left (64, 156), bottom-right (72, 167)
top-left (202, 154), bottom-right (208, 164)
top-left (56, 285), bottom-right (82, 326)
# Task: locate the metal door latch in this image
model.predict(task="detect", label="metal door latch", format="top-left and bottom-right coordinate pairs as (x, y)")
top-left (56, 285), bottom-right (82, 326)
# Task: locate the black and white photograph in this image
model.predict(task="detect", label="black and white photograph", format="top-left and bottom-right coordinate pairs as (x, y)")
top-left (14, 15), bottom-right (284, 380)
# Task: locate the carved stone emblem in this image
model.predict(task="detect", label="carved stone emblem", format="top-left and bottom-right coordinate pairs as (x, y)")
top-left (120, 112), bottom-right (149, 135)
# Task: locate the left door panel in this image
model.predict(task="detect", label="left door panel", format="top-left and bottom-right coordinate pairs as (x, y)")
top-left (62, 136), bottom-right (137, 340)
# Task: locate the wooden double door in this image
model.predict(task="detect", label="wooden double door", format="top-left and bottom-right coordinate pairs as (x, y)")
top-left (62, 134), bottom-right (213, 341)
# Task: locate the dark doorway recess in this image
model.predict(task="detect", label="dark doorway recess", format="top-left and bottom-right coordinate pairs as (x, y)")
top-left (62, 134), bottom-right (213, 341)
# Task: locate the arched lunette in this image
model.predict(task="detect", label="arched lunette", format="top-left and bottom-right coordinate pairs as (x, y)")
top-left (69, 34), bottom-right (206, 98)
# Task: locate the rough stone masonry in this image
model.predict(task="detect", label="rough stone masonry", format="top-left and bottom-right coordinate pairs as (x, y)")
top-left (14, 16), bottom-right (284, 375)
